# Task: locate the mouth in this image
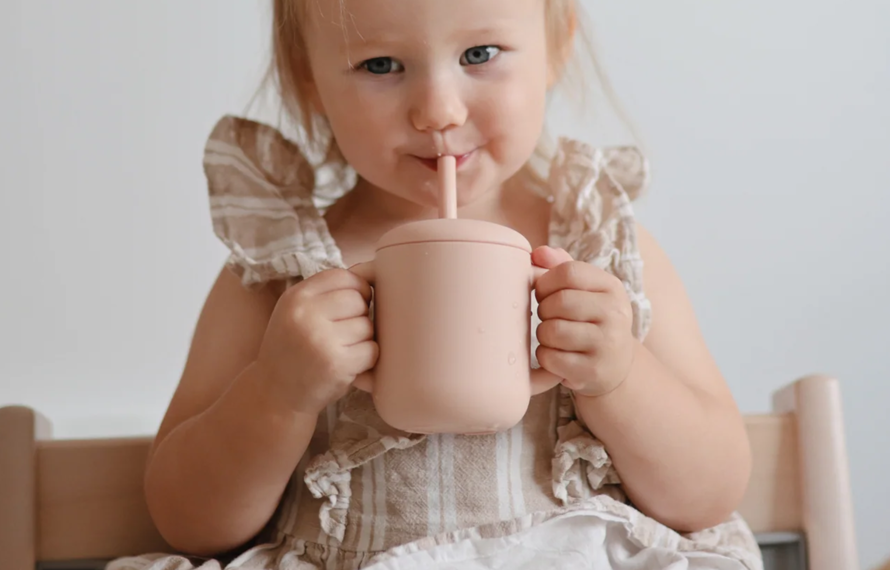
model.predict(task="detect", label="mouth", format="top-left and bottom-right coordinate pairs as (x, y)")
top-left (415, 150), bottom-right (475, 172)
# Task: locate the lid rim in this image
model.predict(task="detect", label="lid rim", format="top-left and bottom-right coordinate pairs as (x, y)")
top-left (377, 238), bottom-right (532, 254)
top-left (375, 219), bottom-right (532, 253)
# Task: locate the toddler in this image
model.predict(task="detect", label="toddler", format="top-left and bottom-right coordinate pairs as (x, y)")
top-left (110, 0), bottom-right (762, 568)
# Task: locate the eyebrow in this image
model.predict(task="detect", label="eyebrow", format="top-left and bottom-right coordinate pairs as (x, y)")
top-left (346, 25), bottom-right (516, 52)
top-left (450, 27), bottom-right (513, 40)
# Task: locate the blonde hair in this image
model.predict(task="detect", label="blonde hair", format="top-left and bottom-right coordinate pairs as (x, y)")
top-left (260, 0), bottom-right (635, 195)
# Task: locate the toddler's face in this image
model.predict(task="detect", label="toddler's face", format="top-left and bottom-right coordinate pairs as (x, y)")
top-left (304, 0), bottom-right (550, 209)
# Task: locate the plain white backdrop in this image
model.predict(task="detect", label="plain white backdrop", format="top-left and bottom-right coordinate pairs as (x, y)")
top-left (1, 1), bottom-right (888, 567)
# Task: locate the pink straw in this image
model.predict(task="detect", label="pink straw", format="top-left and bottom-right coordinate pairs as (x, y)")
top-left (437, 156), bottom-right (457, 219)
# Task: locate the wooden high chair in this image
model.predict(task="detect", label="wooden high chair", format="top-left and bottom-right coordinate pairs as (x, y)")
top-left (0, 375), bottom-right (859, 570)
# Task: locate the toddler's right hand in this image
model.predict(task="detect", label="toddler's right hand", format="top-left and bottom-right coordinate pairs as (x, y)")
top-left (255, 268), bottom-right (377, 415)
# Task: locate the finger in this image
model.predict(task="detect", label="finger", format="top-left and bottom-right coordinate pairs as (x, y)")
top-left (536, 346), bottom-right (590, 385)
top-left (537, 289), bottom-right (610, 323)
top-left (315, 289), bottom-right (371, 321)
top-left (334, 316), bottom-right (375, 346)
top-left (344, 340), bottom-right (379, 375)
top-left (537, 319), bottom-right (602, 352)
top-left (535, 261), bottom-right (618, 303)
top-left (531, 246), bottom-right (574, 270)
top-left (298, 268), bottom-right (373, 301)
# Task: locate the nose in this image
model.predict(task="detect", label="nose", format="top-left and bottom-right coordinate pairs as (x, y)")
top-left (409, 73), bottom-right (468, 133)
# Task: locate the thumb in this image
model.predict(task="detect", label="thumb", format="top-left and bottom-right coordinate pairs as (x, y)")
top-left (531, 246), bottom-right (574, 270)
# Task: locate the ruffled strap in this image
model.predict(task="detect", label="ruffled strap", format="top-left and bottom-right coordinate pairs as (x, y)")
top-left (546, 139), bottom-right (653, 504)
top-left (547, 139), bottom-right (652, 340)
top-left (203, 115), bottom-right (344, 289)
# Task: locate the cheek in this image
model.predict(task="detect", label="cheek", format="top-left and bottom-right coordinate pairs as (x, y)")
top-left (313, 78), bottom-right (396, 165)
top-left (478, 68), bottom-right (548, 160)
top-left (316, 82), bottom-right (367, 136)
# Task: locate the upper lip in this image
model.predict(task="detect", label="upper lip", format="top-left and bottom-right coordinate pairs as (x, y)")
top-left (413, 151), bottom-right (473, 159)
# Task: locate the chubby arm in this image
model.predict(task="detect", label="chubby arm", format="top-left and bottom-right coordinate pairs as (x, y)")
top-left (534, 223), bottom-right (751, 532)
top-left (144, 268), bottom-right (317, 556)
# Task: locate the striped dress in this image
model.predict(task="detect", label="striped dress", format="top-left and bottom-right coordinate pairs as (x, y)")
top-left (108, 116), bottom-right (762, 570)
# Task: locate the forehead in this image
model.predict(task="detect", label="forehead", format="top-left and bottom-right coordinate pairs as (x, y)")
top-left (305, 0), bottom-right (544, 48)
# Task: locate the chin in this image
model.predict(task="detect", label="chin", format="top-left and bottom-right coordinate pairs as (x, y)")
top-left (463, 172), bottom-right (508, 202)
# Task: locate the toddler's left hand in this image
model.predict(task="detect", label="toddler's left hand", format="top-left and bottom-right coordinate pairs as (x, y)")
top-left (532, 246), bottom-right (636, 398)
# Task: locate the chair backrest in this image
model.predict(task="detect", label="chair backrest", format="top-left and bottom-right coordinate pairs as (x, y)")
top-left (0, 408), bottom-right (170, 567)
top-left (0, 375), bottom-right (858, 570)
top-left (737, 413), bottom-right (803, 533)
top-left (741, 376), bottom-right (859, 570)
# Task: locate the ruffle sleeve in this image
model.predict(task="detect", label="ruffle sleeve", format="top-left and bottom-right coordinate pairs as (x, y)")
top-left (203, 115), bottom-right (344, 288)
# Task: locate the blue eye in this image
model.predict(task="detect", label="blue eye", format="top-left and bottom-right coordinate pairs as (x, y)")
top-left (461, 46), bottom-right (500, 66)
top-left (361, 57), bottom-right (404, 75)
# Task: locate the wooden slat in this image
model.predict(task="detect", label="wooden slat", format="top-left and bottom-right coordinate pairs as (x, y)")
top-left (0, 406), bottom-right (49, 570)
top-left (36, 436), bottom-right (173, 561)
top-left (16, 411), bottom-right (804, 561)
top-left (738, 414), bottom-right (803, 533)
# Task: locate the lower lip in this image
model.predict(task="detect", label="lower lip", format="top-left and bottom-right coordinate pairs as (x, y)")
top-left (418, 151), bottom-right (474, 172)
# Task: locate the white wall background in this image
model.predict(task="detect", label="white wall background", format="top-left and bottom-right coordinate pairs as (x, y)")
top-left (1, 1), bottom-right (887, 567)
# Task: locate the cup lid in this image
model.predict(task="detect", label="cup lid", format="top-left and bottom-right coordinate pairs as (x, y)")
top-left (376, 219), bottom-right (532, 253)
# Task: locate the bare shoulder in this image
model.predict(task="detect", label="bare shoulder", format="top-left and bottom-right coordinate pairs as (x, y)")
top-left (634, 222), bottom-right (688, 324)
top-left (634, 222), bottom-right (736, 403)
top-left (149, 265), bottom-right (283, 460)
top-left (634, 223), bottom-right (688, 299)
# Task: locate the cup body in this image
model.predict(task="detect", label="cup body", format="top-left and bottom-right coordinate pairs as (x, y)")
top-left (371, 240), bottom-right (534, 434)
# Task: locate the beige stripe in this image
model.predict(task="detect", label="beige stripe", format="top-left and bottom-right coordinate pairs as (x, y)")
top-left (204, 151), bottom-right (286, 197)
top-left (325, 550), bottom-right (338, 570)
top-left (426, 434), bottom-right (442, 535)
top-left (239, 236), bottom-right (308, 260)
top-left (205, 134), bottom-right (306, 192)
top-left (210, 195), bottom-right (304, 210)
top-left (316, 406), bottom-right (338, 547)
top-left (496, 430), bottom-right (511, 520)
top-left (210, 194), bottom-right (312, 210)
top-left (204, 137), bottom-right (269, 176)
top-left (357, 460), bottom-right (373, 551)
top-left (509, 423), bottom-right (526, 518)
top-left (371, 455), bottom-right (386, 551)
top-left (440, 433), bottom-right (457, 532)
top-left (211, 206), bottom-right (297, 220)
top-left (204, 138), bottom-right (269, 181)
